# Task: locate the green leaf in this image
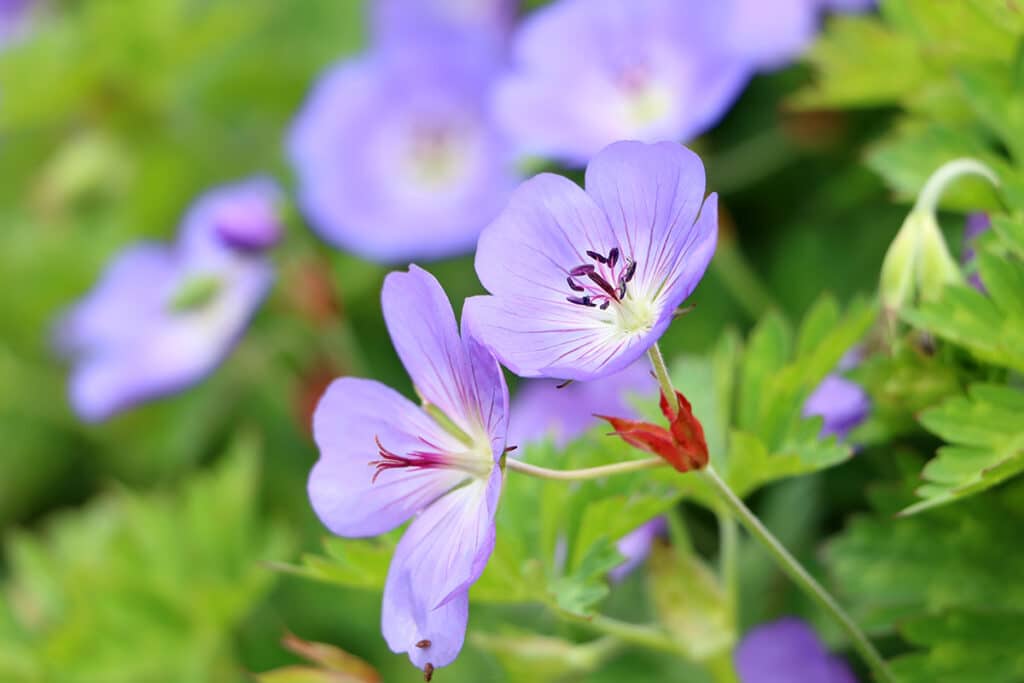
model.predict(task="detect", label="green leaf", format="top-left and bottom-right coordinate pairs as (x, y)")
top-left (471, 630), bottom-right (619, 682)
top-left (647, 544), bottom-right (734, 661)
top-left (902, 383), bottom-right (1024, 514)
top-left (551, 538), bottom-right (623, 617)
top-left (891, 610), bottom-right (1024, 683)
top-left (0, 435), bottom-right (291, 683)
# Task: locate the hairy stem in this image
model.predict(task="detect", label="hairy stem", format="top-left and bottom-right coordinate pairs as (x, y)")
top-left (505, 456), bottom-right (665, 481)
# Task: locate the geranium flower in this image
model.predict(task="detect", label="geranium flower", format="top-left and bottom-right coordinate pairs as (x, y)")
top-left (802, 350), bottom-right (869, 441)
top-left (288, 39), bottom-right (519, 263)
top-left (55, 178), bottom-right (280, 422)
top-left (464, 140), bottom-right (718, 382)
top-left (735, 617), bottom-right (857, 683)
top-left (371, 0), bottom-right (517, 54)
top-left (0, 0), bottom-right (34, 47)
top-left (610, 517), bottom-right (667, 582)
top-left (308, 266), bottom-right (509, 677)
top-left (494, 0), bottom-right (750, 166)
top-left (962, 212), bottom-right (990, 291)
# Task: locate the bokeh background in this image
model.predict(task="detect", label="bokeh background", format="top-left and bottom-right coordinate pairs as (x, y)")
top-left (1, 1), bottom-right (1011, 681)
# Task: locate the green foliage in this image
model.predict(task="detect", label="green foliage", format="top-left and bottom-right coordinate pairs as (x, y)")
top-left (663, 295), bottom-right (872, 506)
top-left (0, 437), bottom-right (291, 683)
top-left (797, 0), bottom-right (1022, 210)
top-left (471, 630), bottom-right (619, 682)
top-left (828, 483), bottom-right (1024, 681)
top-left (257, 634), bottom-right (381, 683)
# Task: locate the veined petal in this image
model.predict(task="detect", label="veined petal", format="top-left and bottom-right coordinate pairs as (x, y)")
top-left (382, 266), bottom-right (507, 445)
top-left (474, 172), bottom-right (617, 302)
top-left (382, 467), bottom-right (502, 669)
top-left (463, 294), bottom-right (668, 381)
top-left (584, 141), bottom-right (709, 298)
top-left (653, 192), bottom-right (718, 312)
top-left (309, 377), bottom-right (465, 538)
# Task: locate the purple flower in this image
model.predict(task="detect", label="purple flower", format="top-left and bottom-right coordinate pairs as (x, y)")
top-left (372, 0), bottom-right (517, 53)
top-left (0, 0), bottom-right (33, 46)
top-left (308, 266), bottom-right (509, 676)
top-left (464, 140), bottom-right (718, 382)
top-left (610, 516), bottom-right (667, 582)
top-left (962, 212), bottom-right (990, 291)
top-left (288, 41), bottom-right (519, 263)
top-left (735, 617), bottom-right (857, 683)
top-left (493, 0), bottom-right (750, 166)
top-left (802, 350), bottom-right (869, 441)
top-left (508, 360), bottom-right (655, 447)
top-left (56, 179), bottom-right (280, 422)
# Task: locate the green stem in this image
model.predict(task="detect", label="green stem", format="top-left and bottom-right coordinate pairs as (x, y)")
top-left (701, 466), bottom-right (897, 683)
top-left (505, 456), bottom-right (665, 481)
top-left (573, 613), bottom-right (680, 655)
top-left (647, 341), bottom-right (896, 683)
top-left (647, 344), bottom-right (677, 409)
top-left (718, 511), bottom-right (740, 620)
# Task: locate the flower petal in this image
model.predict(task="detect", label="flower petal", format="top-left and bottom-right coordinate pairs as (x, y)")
top-left (383, 265), bottom-right (507, 448)
top-left (584, 141), bottom-right (710, 300)
top-left (474, 172), bottom-right (617, 302)
top-left (309, 377), bottom-right (465, 538)
top-left (381, 467), bottom-right (502, 669)
top-left (463, 293), bottom-right (659, 381)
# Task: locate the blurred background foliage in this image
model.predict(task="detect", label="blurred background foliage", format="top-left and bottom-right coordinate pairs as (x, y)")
top-left (1, 0), bottom-right (1023, 682)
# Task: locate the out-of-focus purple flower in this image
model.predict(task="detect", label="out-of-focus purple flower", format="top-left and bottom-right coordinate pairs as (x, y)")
top-left (372, 0), bottom-right (517, 53)
top-left (308, 266), bottom-right (508, 677)
top-left (819, 0), bottom-right (875, 12)
top-left (494, 0), bottom-right (750, 166)
top-left (802, 350), bottom-right (869, 441)
top-left (0, 0), bottom-right (33, 46)
top-left (288, 41), bottom-right (519, 263)
top-left (464, 140), bottom-right (717, 382)
top-left (735, 617), bottom-right (857, 683)
top-left (610, 516), bottom-right (667, 582)
top-left (508, 360), bottom-right (655, 447)
top-left (962, 212), bottom-right (990, 291)
top-left (56, 179), bottom-right (281, 422)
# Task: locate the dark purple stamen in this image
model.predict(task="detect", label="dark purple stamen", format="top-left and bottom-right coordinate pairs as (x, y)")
top-left (566, 295), bottom-right (596, 307)
top-left (570, 264), bottom-right (596, 276)
top-left (600, 300), bottom-right (610, 310)
top-left (586, 271), bottom-right (618, 299)
top-left (586, 250), bottom-right (607, 264)
top-left (566, 276), bottom-right (585, 292)
top-left (607, 248), bottom-right (619, 268)
top-left (623, 259), bottom-right (637, 283)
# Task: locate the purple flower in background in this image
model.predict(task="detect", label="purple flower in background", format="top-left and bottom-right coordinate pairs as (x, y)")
top-left (494, 0), bottom-right (750, 166)
top-left (0, 0), bottom-right (33, 46)
top-left (372, 0), bottom-right (517, 53)
top-left (464, 141), bottom-right (718, 382)
top-left (962, 212), bottom-right (990, 291)
top-left (509, 360), bottom-right (655, 447)
top-left (308, 266), bottom-right (508, 676)
top-left (56, 178), bottom-right (281, 422)
top-left (802, 350), bottom-right (869, 441)
top-left (735, 617), bottom-right (857, 683)
top-left (610, 516), bottom-right (667, 582)
top-left (289, 41), bottom-right (519, 263)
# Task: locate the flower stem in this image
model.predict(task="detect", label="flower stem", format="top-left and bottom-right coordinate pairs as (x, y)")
top-left (647, 341), bottom-right (896, 683)
top-left (505, 456), bottom-right (665, 481)
top-left (701, 466), bottom-right (897, 683)
top-left (569, 612), bottom-right (680, 655)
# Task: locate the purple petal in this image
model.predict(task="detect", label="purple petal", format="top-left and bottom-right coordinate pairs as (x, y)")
top-left (309, 377), bottom-right (467, 538)
top-left (494, 0), bottom-right (749, 165)
top-left (508, 359), bottom-right (655, 447)
top-left (735, 617), bottom-right (857, 683)
top-left (584, 141), bottom-right (716, 308)
top-left (382, 467), bottom-right (502, 669)
top-left (802, 374), bottom-right (870, 441)
top-left (179, 177), bottom-right (283, 256)
top-left (288, 45), bottom-right (518, 263)
top-left (609, 516), bottom-right (667, 582)
top-left (372, 0), bottom-right (516, 53)
top-left (714, 0), bottom-right (819, 71)
top-left (60, 243), bottom-right (272, 422)
top-left (382, 266), bottom-right (508, 451)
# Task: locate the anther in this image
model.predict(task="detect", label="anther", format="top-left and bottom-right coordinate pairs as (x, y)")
top-left (424, 663), bottom-right (435, 681)
top-left (607, 248), bottom-right (619, 268)
top-left (416, 640), bottom-right (432, 649)
top-left (622, 259), bottom-right (637, 283)
top-left (567, 295), bottom-right (596, 307)
top-left (600, 300), bottom-right (610, 310)
top-left (570, 264), bottom-right (595, 276)
top-left (566, 276), bottom-right (585, 292)
top-left (586, 250), bottom-right (607, 264)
